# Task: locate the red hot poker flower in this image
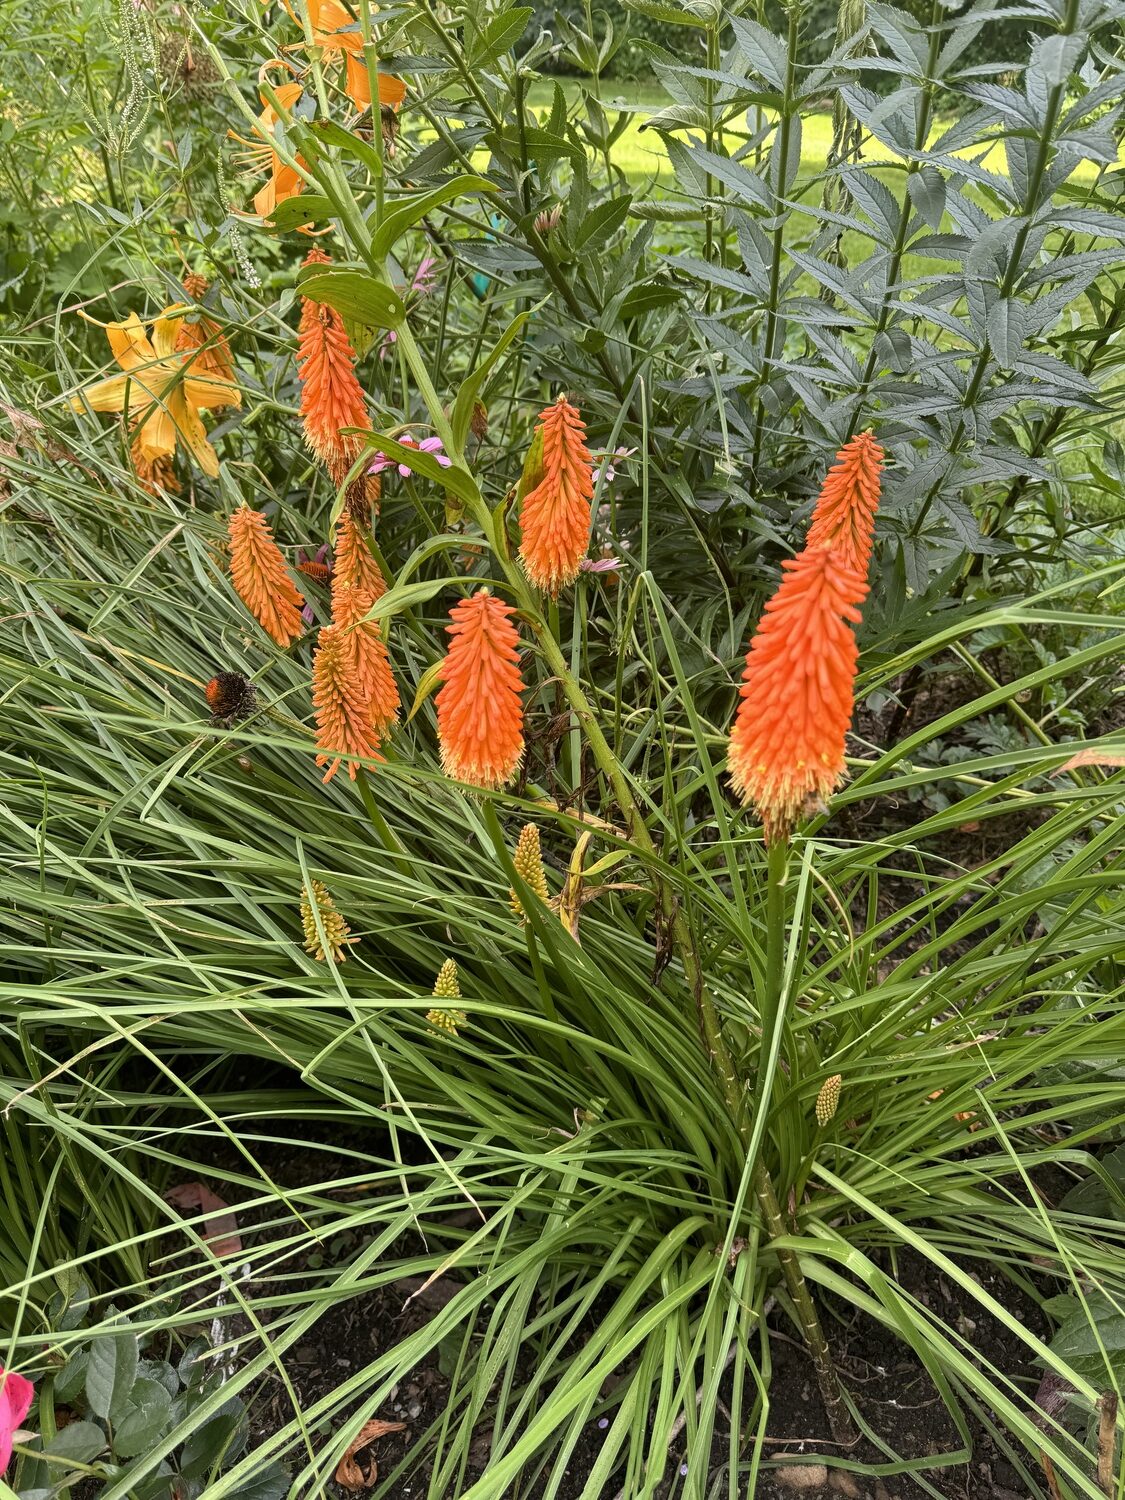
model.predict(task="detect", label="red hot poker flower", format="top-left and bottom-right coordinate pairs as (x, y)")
top-left (805, 432), bottom-right (884, 577)
top-left (228, 505), bottom-right (305, 647)
top-left (518, 396), bottom-right (594, 595)
top-left (313, 623), bottom-right (381, 783)
top-left (728, 547), bottom-right (867, 845)
top-left (296, 249), bottom-right (369, 473)
top-left (436, 591), bottom-right (525, 789)
top-left (331, 578), bottom-right (399, 734)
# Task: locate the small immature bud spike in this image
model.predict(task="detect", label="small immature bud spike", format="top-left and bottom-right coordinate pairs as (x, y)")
top-left (301, 878), bottom-right (355, 962)
top-left (518, 396), bottom-right (595, 595)
top-left (426, 959), bottom-right (467, 1035)
top-left (816, 1074), bottom-right (842, 1126)
top-left (227, 505), bottom-right (305, 647)
top-left (432, 959), bottom-right (461, 999)
top-left (510, 823), bottom-right (549, 919)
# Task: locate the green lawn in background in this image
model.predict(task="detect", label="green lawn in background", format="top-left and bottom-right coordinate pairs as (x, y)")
top-left (523, 75), bottom-right (1123, 187)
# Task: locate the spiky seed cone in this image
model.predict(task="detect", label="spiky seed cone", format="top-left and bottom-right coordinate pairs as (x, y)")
top-left (805, 433), bottom-right (884, 579)
top-left (510, 823), bottom-right (549, 919)
top-left (205, 671), bottom-right (257, 722)
top-left (331, 577), bottom-right (400, 734)
top-left (728, 547), bottom-right (867, 846)
top-left (301, 878), bottom-right (355, 962)
top-left (297, 249), bottom-right (369, 471)
top-left (334, 512), bottom-right (388, 600)
top-left (228, 505), bottom-right (305, 647)
top-left (518, 395), bottom-right (594, 595)
top-left (436, 590), bottom-right (525, 789)
top-left (313, 623), bottom-right (381, 783)
top-left (816, 1074), bottom-right (843, 1126)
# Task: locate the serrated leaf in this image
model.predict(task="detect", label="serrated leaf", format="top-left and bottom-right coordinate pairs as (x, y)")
top-left (44, 1420), bottom-right (107, 1463)
top-left (470, 7), bottom-right (531, 64)
top-left (298, 270), bottom-right (403, 329)
top-left (907, 166), bottom-right (946, 230)
top-left (986, 298), bottom-right (1027, 368)
top-left (86, 1332), bottom-right (138, 1420)
top-left (573, 194), bottom-right (632, 251)
top-left (114, 1378), bottom-right (173, 1458)
top-left (625, 0), bottom-right (715, 28)
top-left (728, 16), bottom-right (787, 89)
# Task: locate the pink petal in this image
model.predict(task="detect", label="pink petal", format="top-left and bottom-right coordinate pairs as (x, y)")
top-left (0, 1368), bottom-right (34, 1475)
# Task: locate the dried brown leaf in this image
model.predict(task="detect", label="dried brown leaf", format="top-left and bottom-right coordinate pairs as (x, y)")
top-left (165, 1181), bottom-right (242, 1258)
top-left (335, 1418), bottom-right (407, 1491)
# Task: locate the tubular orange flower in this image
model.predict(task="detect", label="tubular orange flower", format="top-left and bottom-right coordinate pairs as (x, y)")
top-left (805, 431), bottom-right (884, 577)
top-left (297, 249), bottom-right (369, 472)
top-left (71, 308), bottom-right (240, 489)
top-left (228, 78), bottom-right (306, 219)
top-left (518, 395), bottom-right (594, 595)
top-left (174, 275), bottom-right (237, 387)
top-left (334, 512), bottom-right (387, 599)
top-left (728, 547), bottom-right (867, 845)
top-left (228, 504), bottom-right (305, 647)
top-left (436, 590), bottom-right (525, 789)
top-left (331, 577), bottom-right (399, 733)
top-left (313, 623), bottom-right (381, 782)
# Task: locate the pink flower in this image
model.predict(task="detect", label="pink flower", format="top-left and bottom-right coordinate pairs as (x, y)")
top-left (594, 447), bottom-right (637, 486)
top-left (369, 434), bottom-right (452, 479)
top-left (410, 257), bottom-right (439, 297)
top-left (1, 1366), bottom-right (33, 1475)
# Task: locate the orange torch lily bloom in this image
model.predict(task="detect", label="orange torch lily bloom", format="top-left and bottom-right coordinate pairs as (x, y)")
top-left (71, 307), bottom-right (240, 488)
top-left (518, 395), bottom-right (595, 595)
top-left (229, 79), bottom-right (306, 219)
top-left (805, 432), bottom-right (884, 577)
top-left (728, 547), bottom-right (868, 846)
top-left (436, 590), bottom-right (525, 790)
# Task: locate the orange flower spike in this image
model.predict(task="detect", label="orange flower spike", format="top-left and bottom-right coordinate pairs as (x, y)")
top-left (313, 623), bottom-right (381, 783)
top-left (436, 591), bottom-right (525, 790)
top-left (518, 395), bottom-right (595, 595)
top-left (296, 249), bottom-right (370, 471)
top-left (331, 577), bottom-right (400, 733)
top-left (728, 547), bottom-right (868, 846)
top-left (334, 512), bottom-right (387, 600)
top-left (228, 505), bottom-right (305, 647)
top-left (805, 432), bottom-right (884, 577)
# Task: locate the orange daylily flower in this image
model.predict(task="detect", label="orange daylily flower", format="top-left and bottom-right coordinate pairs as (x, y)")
top-left (288, 0), bottom-right (407, 114)
top-left (229, 79), bottom-right (306, 219)
top-left (70, 307), bottom-right (240, 488)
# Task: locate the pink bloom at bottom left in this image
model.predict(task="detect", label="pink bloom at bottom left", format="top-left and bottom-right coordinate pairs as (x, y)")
top-left (0, 1366), bottom-right (34, 1475)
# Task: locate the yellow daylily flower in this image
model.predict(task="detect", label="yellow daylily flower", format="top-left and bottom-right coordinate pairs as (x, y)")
top-left (71, 307), bottom-right (240, 490)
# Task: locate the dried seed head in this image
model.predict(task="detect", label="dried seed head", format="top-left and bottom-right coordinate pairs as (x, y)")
top-left (205, 671), bottom-right (257, 723)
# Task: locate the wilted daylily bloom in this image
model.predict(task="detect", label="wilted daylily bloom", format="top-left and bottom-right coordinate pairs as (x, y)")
top-left (229, 78), bottom-right (306, 219)
top-left (285, 0), bottom-right (407, 115)
top-left (71, 307), bottom-right (240, 490)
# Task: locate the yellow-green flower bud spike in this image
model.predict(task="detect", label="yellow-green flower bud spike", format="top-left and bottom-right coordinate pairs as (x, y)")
top-left (815, 1073), bottom-right (842, 1126)
top-left (426, 1005), bottom-right (467, 1035)
top-left (300, 879), bottom-right (355, 963)
top-left (510, 823), bottom-right (550, 920)
top-left (432, 958), bottom-right (461, 998)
